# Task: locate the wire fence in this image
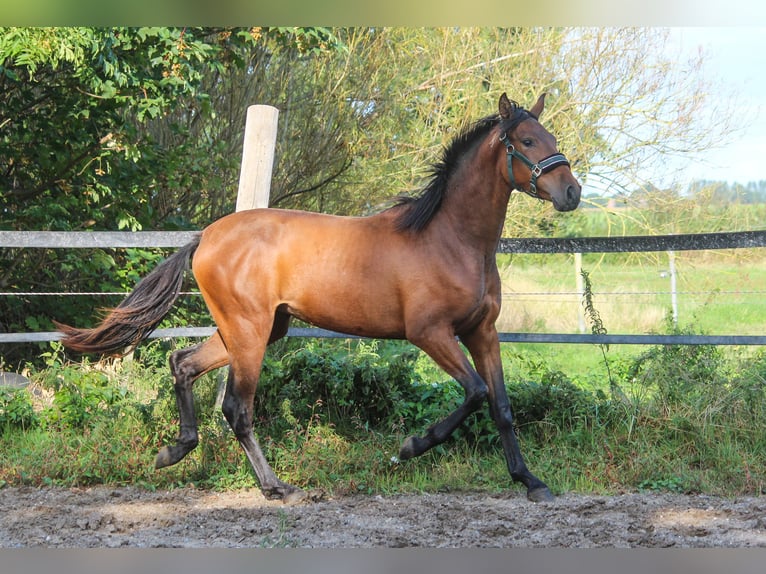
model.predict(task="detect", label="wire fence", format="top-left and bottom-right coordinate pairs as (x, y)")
top-left (2, 229), bottom-right (766, 346)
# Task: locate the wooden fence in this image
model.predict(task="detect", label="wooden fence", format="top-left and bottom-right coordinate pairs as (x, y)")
top-left (2, 229), bottom-right (766, 347)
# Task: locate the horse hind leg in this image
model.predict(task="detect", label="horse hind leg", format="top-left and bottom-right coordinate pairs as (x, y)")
top-left (221, 323), bottom-right (305, 505)
top-left (221, 369), bottom-right (304, 504)
top-left (155, 331), bottom-right (229, 469)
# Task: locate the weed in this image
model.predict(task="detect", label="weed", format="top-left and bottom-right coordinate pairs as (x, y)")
top-left (637, 476), bottom-right (688, 493)
top-left (257, 509), bottom-right (298, 548)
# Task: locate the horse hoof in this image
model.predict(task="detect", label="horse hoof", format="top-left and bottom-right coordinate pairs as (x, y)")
top-left (527, 486), bottom-right (555, 503)
top-left (398, 435), bottom-right (424, 460)
top-left (263, 484), bottom-right (307, 505)
top-left (154, 446), bottom-right (173, 469)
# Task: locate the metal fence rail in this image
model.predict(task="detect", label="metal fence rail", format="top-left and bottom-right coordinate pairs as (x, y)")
top-left (498, 230), bottom-right (766, 253)
top-left (3, 328), bottom-right (766, 346)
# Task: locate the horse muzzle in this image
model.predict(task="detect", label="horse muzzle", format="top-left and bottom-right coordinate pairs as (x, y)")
top-left (550, 180), bottom-right (581, 212)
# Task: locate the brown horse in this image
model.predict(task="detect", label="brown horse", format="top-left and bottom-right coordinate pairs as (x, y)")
top-left (57, 93), bottom-right (581, 503)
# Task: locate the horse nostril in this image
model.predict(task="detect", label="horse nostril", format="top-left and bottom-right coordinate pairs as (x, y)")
top-left (566, 185), bottom-right (578, 203)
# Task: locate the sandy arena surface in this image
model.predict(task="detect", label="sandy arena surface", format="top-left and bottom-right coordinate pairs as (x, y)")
top-left (1, 486), bottom-right (765, 548)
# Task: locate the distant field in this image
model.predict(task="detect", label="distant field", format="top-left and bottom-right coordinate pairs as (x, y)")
top-left (497, 250), bottom-right (766, 336)
top-left (494, 249), bottom-right (766, 387)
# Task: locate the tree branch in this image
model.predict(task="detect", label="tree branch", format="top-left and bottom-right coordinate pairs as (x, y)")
top-left (270, 158), bottom-right (353, 207)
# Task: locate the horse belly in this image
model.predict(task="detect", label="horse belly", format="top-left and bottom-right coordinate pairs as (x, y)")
top-left (281, 265), bottom-right (408, 339)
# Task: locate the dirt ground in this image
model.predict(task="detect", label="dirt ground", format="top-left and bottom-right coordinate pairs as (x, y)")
top-left (1, 486), bottom-right (766, 548)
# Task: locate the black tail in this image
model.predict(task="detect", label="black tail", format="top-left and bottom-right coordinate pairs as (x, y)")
top-left (56, 235), bottom-right (201, 356)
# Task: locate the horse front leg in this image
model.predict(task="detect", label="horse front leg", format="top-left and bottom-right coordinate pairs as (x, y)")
top-left (398, 328), bottom-right (489, 460)
top-left (461, 324), bottom-right (554, 502)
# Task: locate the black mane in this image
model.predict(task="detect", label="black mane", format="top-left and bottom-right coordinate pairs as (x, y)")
top-left (393, 104), bottom-right (534, 233)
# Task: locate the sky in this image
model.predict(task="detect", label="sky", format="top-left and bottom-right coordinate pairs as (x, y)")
top-left (665, 27), bottom-right (766, 186)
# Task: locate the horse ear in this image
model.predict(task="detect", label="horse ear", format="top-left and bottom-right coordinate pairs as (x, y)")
top-left (498, 93), bottom-right (514, 119)
top-left (529, 93), bottom-right (547, 119)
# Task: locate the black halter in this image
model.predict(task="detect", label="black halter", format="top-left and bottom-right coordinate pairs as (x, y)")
top-left (498, 131), bottom-right (570, 199)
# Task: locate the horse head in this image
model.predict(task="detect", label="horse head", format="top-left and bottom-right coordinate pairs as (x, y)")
top-left (498, 93), bottom-right (581, 212)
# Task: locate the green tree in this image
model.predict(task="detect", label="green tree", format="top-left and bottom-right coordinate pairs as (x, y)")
top-left (1, 26), bottom-right (343, 231)
top-left (0, 26), bottom-right (344, 365)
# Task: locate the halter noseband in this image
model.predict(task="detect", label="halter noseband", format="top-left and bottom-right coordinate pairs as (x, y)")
top-left (499, 130), bottom-right (570, 198)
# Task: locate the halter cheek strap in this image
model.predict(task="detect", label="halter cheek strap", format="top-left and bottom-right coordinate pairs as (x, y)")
top-left (499, 131), bottom-right (570, 198)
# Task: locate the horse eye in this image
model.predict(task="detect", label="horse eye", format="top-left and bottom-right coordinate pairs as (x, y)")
top-left (521, 139), bottom-right (534, 147)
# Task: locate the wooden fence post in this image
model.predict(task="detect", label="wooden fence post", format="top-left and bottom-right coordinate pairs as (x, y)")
top-left (235, 104), bottom-right (280, 211)
top-left (668, 250), bottom-right (678, 326)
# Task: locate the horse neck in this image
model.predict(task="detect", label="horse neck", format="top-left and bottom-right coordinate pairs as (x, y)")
top-left (438, 137), bottom-right (510, 253)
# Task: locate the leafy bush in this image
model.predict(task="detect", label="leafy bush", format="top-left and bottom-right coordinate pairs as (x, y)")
top-left (255, 339), bottom-right (422, 433)
top-left (727, 349), bottom-right (766, 421)
top-left (38, 343), bottom-right (131, 428)
top-left (0, 387), bottom-right (38, 431)
top-left (624, 324), bottom-right (727, 409)
top-left (397, 378), bottom-right (465, 431)
top-left (509, 368), bottom-right (602, 428)
top-left (255, 339), bottom-right (622, 452)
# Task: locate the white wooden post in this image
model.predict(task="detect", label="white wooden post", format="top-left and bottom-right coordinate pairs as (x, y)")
top-left (235, 104), bottom-right (280, 211)
top-left (668, 250), bottom-right (678, 326)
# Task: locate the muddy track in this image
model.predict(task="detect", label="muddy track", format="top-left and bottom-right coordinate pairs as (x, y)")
top-left (2, 486), bottom-right (766, 547)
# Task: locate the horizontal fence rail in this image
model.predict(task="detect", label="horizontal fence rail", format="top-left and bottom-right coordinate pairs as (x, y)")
top-left (497, 230), bottom-right (766, 253)
top-left (3, 229), bottom-right (766, 252)
top-left (0, 230), bottom-right (199, 248)
top-left (3, 328), bottom-right (766, 347)
top-left (2, 229), bottom-right (766, 346)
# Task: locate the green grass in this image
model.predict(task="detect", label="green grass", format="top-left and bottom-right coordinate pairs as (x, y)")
top-left (495, 250), bottom-right (766, 394)
top-left (2, 333), bottom-right (766, 498)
